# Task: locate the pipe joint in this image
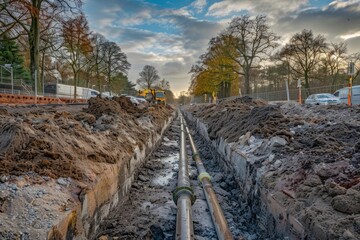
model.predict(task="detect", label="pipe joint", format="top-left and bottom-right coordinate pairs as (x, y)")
top-left (173, 186), bottom-right (196, 205)
top-left (198, 172), bottom-right (211, 182)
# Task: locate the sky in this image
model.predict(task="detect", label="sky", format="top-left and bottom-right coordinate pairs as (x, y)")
top-left (83, 0), bottom-right (360, 96)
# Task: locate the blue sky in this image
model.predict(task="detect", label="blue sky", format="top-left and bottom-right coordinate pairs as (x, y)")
top-left (83, 0), bottom-right (360, 96)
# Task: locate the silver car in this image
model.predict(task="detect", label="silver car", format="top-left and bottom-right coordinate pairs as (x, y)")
top-left (305, 93), bottom-right (341, 105)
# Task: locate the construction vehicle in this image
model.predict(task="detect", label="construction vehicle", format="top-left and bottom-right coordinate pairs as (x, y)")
top-left (138, 89), bottom-right (166, 104)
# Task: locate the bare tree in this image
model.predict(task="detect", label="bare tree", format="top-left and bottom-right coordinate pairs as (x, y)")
top-left (280, 29), bottom-right (327, 93)
top-left (102, 41), bottom-right (130, 92)
top-left (137, 65), bottom-right (160, 89)
top-left (320, 42), bottom-right (347, 91)
top-left (158, 78), bottom-right (170, 90)
top-left (87, 33), bottom-right (106, 90)
top-left (0, 0), bottom-right (82, 89)
top-left (224, 15), bottom-right (279, 94)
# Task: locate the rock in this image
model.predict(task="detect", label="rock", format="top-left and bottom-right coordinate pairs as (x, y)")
top-left (57, 178), bottom-right (68, 186)
top-left (138, 175), bottom-right (149, 182)
top-left (331, 189), bottom-right (360, 214)
top-left (303, 175), bottom-right (322, 187)
top-left (273, 160), bottom-right (282, 169)
top-left (98, 235), bottom-right (108, 240)
top-left (268, 154), bottom-right (275, 163)
top-left (327, 183), bottom-right (346, 197)
top-left (270, 136), bottom-right (288, 147)
top-left (0, 176), bottom-right (9, 183)
top-left (163, 137), bottom-right (170, 142)
top-left (238, 132), bottom-right (251, 145)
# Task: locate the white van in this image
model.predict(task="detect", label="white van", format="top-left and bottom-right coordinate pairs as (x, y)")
top-left (334, 85), bottom-right (360, 105)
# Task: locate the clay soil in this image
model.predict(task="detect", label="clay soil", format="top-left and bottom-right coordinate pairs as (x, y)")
top-left (186, 98), bottom-right (360, 239)
top-left (0, 97), bottom-right (172, 239)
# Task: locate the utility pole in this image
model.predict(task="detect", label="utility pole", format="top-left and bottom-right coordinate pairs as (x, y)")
top-left (297, 79), bottom-right (302, 104)
top-left (348, 62), bottom-right (355, 106)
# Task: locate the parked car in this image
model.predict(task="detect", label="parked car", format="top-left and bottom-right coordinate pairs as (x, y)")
top-left (305, 93), bottom-right (341, 105)
top-left (334, 85), bottom-right (360, 105)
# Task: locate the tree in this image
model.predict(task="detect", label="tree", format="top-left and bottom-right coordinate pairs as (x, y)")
top-left (110, 73), bottom-right (136, 95)
top-left (102, 41), bottom-right (130, 93)
top-left (0, 0), bottom-right (82, 91)
top-left (189, 34), bottom-right (239, 101)
top-left (279, 29), bottom-right (327, 93)
top-left (224, 15), bottom-right (279, 94)
top-left (320, 42), bottom-right (347, 91)
top-left (158, 78), bottom-right (170, 90)
top-left (0, 34), bottom-right (30, 81)
top-left (60, 13), bottom-right (92, 100)
top-left (87, 33), bottom-right (106, 90)
top-left (137, 65), bottom-right (160, 89)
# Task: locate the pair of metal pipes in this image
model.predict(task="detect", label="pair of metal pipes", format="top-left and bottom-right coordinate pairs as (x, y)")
top-left (173, 111), bottom-right (234, 240)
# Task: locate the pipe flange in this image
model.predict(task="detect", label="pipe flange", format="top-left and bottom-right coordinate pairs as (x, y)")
top-left (173, 186), bottom-right (196, 205)
top-left (198, 172), bottom-right (211, 182)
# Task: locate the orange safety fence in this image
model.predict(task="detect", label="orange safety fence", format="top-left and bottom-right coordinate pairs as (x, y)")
top-left (0, 93), bottom-right (87, 105)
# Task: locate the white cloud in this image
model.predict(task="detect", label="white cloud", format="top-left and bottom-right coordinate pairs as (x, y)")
top-left (207, 0), bottom-right (308, 17)
top-left (339, 31), bottom-right (360, 40)
top-left (192, 0), bottom-right (207, 13)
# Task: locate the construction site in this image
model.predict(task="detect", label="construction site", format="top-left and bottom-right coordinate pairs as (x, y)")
top-left (0, 95), bottom-right (359, 240)
top-left (1, 1), bottom-right (360, 239)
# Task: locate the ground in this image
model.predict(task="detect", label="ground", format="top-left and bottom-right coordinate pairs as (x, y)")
top-left (185, 98), bottom-right (360, 239)
top-left (0, 97), bottom-right (172, 239)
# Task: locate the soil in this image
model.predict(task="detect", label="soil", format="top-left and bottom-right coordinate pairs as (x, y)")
top-left (0, 98), bottom-right (173, 239)
top-left (0, 98), bottom-right (171, 180)
top-left (185, 97), bottom-right (360, 239)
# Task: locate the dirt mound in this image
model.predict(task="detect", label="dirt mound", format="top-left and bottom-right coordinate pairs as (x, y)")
top-left (219, 96), bottom-right (266, 107)
top-left (0, 99), bottom-right (173, 180)
top-left (85, 97), bottom-right (126, 118)
top-left (113, 96), bottom-right (143, 115)
top-left (190, 99), bottom-right (291, 142)
top-left (185, 101), bottom-right (360, 239)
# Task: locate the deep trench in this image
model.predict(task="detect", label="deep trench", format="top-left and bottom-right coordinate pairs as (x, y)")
top-left (96, 117), bottom-right (269, 240)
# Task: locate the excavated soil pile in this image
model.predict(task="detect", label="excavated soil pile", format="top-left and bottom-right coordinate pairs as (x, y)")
top-left (0, 99), bottom-right (172, 181)
top-left (190, 97), bottom-right (292, 142)
top-left (186, 98), bottom-right (360, 239)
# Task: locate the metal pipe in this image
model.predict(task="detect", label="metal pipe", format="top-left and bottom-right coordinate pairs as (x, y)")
top-left (175, 113), bottom-right (195, 240)
top-left (181, 113), bottom-right (235, 240)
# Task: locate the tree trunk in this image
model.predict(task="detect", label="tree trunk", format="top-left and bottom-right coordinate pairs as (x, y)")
top-left (29, 0), bottom-right (41, 93)
top-left (40, 50), bottom-right (45, 94)
top-left (244, 69), bottom-right (250, 94)
top-left (304, 71), bottom-right (311, 96)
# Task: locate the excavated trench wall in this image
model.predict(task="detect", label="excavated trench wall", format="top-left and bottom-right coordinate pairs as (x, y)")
top-left (48, 113), bottom-right (175, 240)
top-left (183, 111), bottom-right (305, 239)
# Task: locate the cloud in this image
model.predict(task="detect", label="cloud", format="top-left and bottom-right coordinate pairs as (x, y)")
top-left (83, 0), bottom-right (360, 95)
top-left (274, 0), bottom-right (360, 52)
top-left (192, 0), bottom-right (207, 13)
top-left (207, 0), bottom-right (308, 18)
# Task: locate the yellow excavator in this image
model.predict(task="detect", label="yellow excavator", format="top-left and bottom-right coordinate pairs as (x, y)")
top-left (138, 89), bottom-right (166, 104)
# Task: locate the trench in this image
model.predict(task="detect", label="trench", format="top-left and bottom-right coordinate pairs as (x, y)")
top-left (95, 116), bottom-right (270, 240)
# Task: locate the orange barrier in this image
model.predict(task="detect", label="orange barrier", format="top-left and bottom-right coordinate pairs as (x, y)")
top-left (0, 93), bottom-right (87, 105)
